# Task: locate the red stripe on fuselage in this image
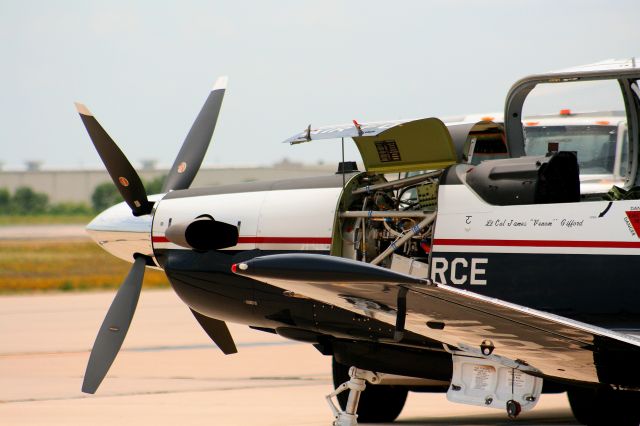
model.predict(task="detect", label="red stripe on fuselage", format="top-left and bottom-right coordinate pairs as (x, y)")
top-left (152, 236), bottom-right (332, 244)
top-left (433, 238), bottom-right (640, 249)
top-left (238, 236), bottom-right (332, 244)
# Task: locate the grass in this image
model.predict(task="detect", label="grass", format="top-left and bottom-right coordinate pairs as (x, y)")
top-left (0, 240), bottom-right (168, 293)
top-left (0, 215), bottom-right (95, 226)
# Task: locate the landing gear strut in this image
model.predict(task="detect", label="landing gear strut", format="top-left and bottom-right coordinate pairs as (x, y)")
top-left (331, 358), bottom-right (408, 423)
top-left (326, 367), bottom-right (380, 426)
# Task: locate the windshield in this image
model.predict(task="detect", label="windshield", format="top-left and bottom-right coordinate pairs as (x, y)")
top-left (524, 125), bottom-right (618, 174)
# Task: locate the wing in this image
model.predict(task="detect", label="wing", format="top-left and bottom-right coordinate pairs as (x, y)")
top-left (234, 253), bottom-right (640, 387)
top-left (280, 114), bottom-right (496, 145)
top-left (282, 118), bottom-right (412, 144)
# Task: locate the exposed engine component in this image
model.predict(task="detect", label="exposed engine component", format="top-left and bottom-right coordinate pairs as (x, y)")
top-left (338, 171), bottom-right (440, 273)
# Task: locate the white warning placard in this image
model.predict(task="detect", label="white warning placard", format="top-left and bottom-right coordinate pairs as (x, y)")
top-left (447, 355), bottom-right (543, 411)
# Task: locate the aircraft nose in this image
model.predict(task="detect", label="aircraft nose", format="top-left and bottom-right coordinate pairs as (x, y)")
top-left (86, 201), bottom-right (154, 263)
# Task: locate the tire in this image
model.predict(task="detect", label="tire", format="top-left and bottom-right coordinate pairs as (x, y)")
top-left (332, 357), bottom-right (408, 423)
top-left (568, 388), bottom-right (640, 426)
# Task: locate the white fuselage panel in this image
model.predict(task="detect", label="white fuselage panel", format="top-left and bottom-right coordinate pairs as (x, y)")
top-left (434, 184), bottom-right (640, 256)
top-left (152, 187), bottom-right (342, 252)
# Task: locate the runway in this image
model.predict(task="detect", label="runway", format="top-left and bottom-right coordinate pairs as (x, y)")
top-left (0, 289), bottom-right (579, 425)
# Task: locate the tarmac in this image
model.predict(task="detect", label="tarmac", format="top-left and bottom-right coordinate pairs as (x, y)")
top-left (0, 289), bottom-right (580, 426)
top-left (0, 224), bottom-right (87, 240)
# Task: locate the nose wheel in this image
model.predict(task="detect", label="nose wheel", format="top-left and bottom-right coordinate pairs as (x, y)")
top-left (326, 367), bottom-right (380, 426)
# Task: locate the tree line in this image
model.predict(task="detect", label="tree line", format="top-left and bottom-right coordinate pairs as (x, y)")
top-left (0, 176), bottom-right (165, 215)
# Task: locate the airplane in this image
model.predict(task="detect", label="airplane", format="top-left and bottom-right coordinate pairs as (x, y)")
top-left (76, 58), bottom-right (640, 426)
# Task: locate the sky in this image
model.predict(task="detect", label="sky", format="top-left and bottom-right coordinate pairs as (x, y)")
top-left (0, 0), bottom-right (638, 170)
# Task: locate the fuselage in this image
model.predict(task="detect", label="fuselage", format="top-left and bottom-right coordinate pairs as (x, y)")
top-left (87, 170), bottom-right (640, 343)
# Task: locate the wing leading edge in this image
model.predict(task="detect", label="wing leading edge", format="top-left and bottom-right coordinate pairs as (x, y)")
top-left (234, 253), bottom-right (640, 387)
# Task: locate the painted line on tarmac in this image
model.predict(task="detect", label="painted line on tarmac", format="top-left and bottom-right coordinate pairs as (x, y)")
top-left (126, 340), bottom-right (299, 353)
top-left (3, 379), bottom-right (329, 404)
top-left (0, 340), bottom-right (300, 358)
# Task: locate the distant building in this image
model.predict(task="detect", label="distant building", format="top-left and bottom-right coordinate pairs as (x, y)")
top-left (0, 164), bottom-right (336, 204)
top-left (25, 161), bottom-right (42, 172)
top-left (140, 159), bottom-right (158, 171)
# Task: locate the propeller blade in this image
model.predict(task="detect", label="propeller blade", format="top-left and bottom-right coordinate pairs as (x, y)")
top-left (163, 76), bottom-right (228, 192)
top-left (190, 309), bottom-right (238, 355)
top-left (82, 256), bottom-right (146, 394)
top-left (75, 103), bottom-right (153, 216)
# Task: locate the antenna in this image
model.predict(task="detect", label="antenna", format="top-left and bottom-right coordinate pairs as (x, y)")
top-left (341, 137), bottom-right (346, 188)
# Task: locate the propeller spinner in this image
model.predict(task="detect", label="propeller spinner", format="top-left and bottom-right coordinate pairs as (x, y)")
top-left (76, 76), bottom-right (236, 394)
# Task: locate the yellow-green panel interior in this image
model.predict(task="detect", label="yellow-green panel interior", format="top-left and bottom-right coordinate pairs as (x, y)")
top-left (353, 117), bottom-right (456, 173)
